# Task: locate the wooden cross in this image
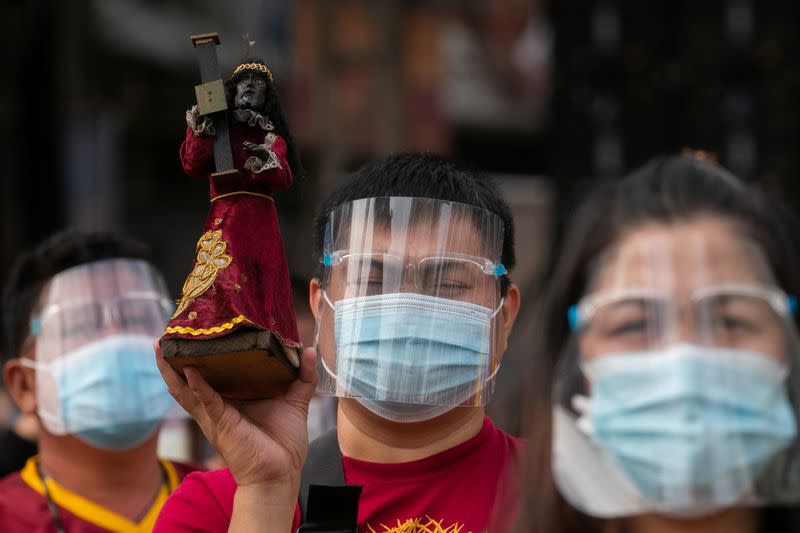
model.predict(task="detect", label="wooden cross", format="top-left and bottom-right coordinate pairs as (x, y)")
top-left (190, 32), bottom-right (239, 183)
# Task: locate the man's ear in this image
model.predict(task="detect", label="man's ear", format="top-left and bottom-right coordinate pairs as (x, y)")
top-left (309, 278), bottom-right (322, 321)
top-left (3, 359), bottom-right (37, 415)
top-left (499, 283), bottom-right (521, 354)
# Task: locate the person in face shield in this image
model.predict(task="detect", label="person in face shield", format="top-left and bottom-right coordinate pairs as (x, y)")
top-left (0, 230), bottom-right (201, 532)
top-left (514, 153), bottom-right (800, 533)
top-left (154, 154), bottom-right (522, 533)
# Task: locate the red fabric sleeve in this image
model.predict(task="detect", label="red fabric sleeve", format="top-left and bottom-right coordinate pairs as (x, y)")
top-left (179, 127), bottom-right (215, 179)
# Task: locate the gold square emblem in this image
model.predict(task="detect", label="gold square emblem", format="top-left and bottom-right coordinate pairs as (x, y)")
top-left (195, 79), bottom-right (228, 115)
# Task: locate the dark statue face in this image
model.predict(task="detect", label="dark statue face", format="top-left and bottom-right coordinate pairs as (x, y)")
top-left (234, 71), bottom-right (267, 110)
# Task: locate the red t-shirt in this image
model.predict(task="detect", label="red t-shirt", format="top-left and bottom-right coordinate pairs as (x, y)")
top-left (154, 417), bottom-right (521, 533)
top-left (0, 457), bottom-right (199, 532)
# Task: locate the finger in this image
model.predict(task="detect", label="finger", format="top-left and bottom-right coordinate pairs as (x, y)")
top-left (154, 341), bottom-right (203, 418)
top-left (298, 347), bottom-right (317, 385)
top-left (184, 366), bottom-right (227, 427)
top-left (285, 347), bottom-right (318, 406)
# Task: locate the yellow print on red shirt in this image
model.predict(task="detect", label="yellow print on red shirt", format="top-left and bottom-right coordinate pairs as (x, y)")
top-left (368, 516), bottom-right (469, 533)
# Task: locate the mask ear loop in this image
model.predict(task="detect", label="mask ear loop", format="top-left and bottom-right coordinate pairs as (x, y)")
top-left (19, 358), bottom-right (40, 370)
top-left (317, 351), bottom-right (349, 397)
top-left (484, 357), bottom-right (502, 384)
top-left (321, 289), bottom-right (336, 311)
top-left (482, 297), bottom-right (506, 393)
top-left (18, 357), bottom-right (69, 435)
top-left (490, 297), bottom-right (505, 318)
top-left (316, 284), bottom-right (347, 395)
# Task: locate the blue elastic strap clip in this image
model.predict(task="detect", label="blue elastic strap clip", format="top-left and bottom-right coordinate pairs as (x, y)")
top-left (567, 305), bottom-right (580, 331)
top-left (30, 318), bottom-right (42, 336)
top-left (494, 264), bottom-right (507, 277)
top-left (322, 253), bottom-right (333, 267)
top-left (789, 296), bottom-right (798, 315)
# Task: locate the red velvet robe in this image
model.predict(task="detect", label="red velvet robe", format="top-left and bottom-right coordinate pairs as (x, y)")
top-left (162, 118), bottom-right (301, 352)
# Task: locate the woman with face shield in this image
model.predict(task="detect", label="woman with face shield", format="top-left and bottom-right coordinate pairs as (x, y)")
top-left (514, 153), bottom-right (800, 533)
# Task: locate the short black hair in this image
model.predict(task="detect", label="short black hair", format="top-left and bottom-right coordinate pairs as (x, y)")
top-left (312, 153), bottom-right (515, 294)
top-left (1, 229), bottom-right (151, 363)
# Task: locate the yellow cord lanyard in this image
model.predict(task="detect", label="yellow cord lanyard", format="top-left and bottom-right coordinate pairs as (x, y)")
top-left (36, 461), bottom-right (170, 533)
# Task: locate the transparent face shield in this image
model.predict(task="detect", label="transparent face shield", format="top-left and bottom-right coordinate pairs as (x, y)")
top-left (313, 197), bottom-right (507, 421)
top-left (553, 224), bottom-right (800, 517)
top-left (25, 258), bottom-right (184, 441)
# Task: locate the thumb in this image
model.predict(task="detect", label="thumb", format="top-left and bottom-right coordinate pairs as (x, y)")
top-left (284, 347), bottom-right (318, 408)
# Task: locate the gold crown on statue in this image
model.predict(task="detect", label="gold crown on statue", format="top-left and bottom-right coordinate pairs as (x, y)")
top-left (233, 62), bottom-right (273, 82)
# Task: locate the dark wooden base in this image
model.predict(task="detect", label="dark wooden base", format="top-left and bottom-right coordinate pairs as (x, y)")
top-left (160, 328), bottom-right (300, 400)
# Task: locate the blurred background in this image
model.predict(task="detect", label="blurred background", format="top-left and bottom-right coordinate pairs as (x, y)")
top-left (1, 0), bottom-right (799, 459)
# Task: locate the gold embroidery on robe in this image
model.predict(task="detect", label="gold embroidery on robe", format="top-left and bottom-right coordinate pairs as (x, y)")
top-left (165, 315), bottom-right (247, 335)
top-left (173, 230), bottom-right (233, 318)
top-left (368, 517), bottom-right (468, 533)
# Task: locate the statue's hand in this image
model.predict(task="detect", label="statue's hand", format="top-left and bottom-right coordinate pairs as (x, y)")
top-left (243, 140), bottom-right (269, 160)
top-left (186, 105), bottom-right (215, 136)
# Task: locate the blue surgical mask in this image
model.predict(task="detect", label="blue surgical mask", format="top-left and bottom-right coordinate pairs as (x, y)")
top-left (329, 293), bottom-right (497, 422)
top-left (578, 343), bottom-right (797, 508)
top-left (25, 334), bottom-right (176, 450)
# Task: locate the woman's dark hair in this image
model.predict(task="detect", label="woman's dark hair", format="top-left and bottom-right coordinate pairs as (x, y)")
top-left (227, 58), bottom-right (303, 178)
top-left (514, 154), bottom-right (800, 533)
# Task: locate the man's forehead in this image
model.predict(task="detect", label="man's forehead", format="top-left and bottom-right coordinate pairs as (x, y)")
top-left (39, 259), bottom-right (158, 304)
top-left (341, 218), bottom-right (491, 257)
